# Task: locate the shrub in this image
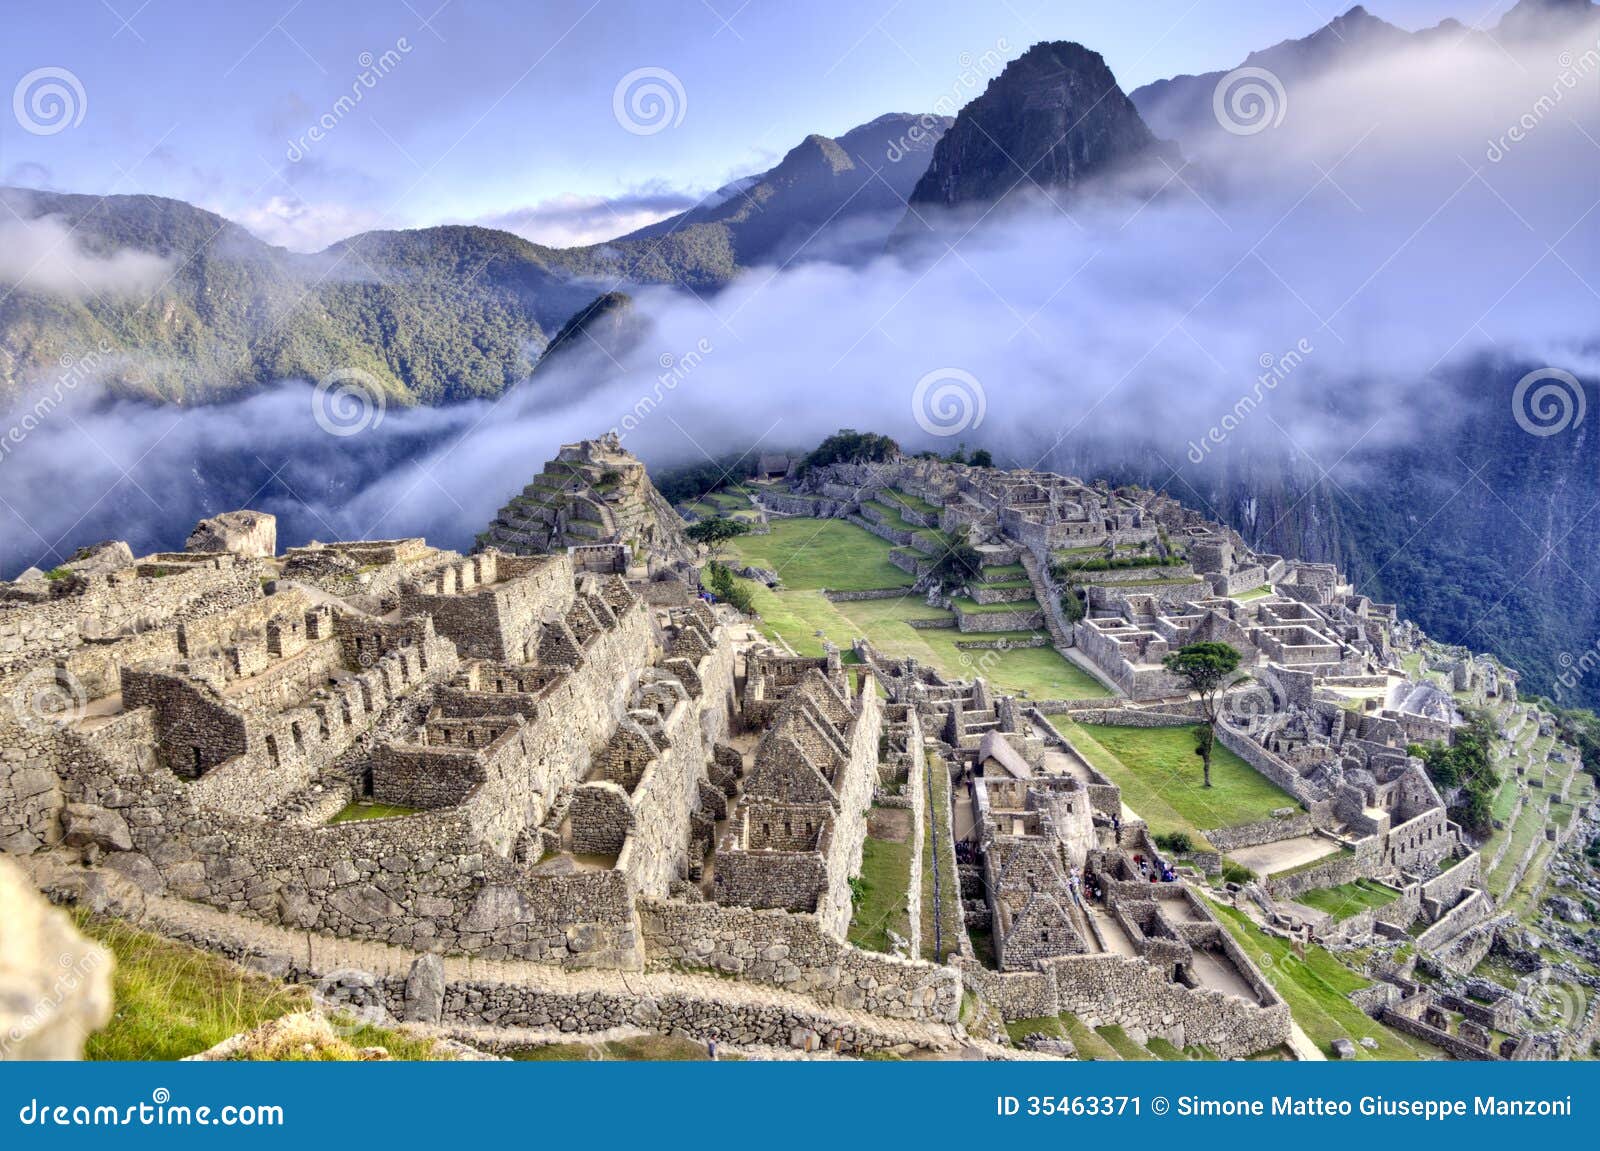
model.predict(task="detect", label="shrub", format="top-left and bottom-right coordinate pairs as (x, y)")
top-left (1221, 860), bottom-right (1257, 885)
top-left (1154, 831), bottom-right (1194, 854)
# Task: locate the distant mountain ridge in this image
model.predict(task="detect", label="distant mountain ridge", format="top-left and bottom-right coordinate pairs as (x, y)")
top-left (0, 115), bottom-right (950, 408)
top-left (1130, 0), bottom-right (1600, 149)
top-left (613, 112), bottom-right (953, 271)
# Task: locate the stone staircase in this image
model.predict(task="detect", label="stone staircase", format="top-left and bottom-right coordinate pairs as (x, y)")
top-left (1020, 550), bottom-right (1074, 652)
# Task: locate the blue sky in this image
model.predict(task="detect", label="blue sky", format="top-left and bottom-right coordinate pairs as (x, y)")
top-left (0, 0), bottom-right (1509, 249)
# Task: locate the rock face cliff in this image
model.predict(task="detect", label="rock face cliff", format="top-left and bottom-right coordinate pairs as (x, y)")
top-left (479, 435), bottom-right (696, 576)
top-left (903, 42), bottom-right (1176, 218)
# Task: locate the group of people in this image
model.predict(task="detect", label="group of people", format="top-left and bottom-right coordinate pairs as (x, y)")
top-left (1132, 853), bottom-right (1178, 884)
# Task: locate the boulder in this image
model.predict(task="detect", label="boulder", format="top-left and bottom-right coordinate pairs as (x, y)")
top-left (1330, 1038), bottom-right (1356, 1059)
top-left (0, 856), bottom-right (114, 1059)
top-left (402, 954), bottom-right (445, 1024)
top-left (60, 804), bottom-right (133, 853)
top-left (62, 540), bottom-right (133, 575)
top-left (186, 510), bottom-right (277, 558)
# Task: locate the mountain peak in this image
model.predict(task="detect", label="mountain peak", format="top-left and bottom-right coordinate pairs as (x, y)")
top-left (903, 40), bottom-right (1171, 213)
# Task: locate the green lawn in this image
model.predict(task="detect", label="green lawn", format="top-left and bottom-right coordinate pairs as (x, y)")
top-left (1205, 899), bottom-right (1434, 1059)
top-left (1232, 585), bottom-right (1274, 601)
top-left (920, 753), bottom-right (963, 963)
top-left (726, 518), bottom-right (913, 591)
top-left (1096, 1024), bottom-right (1156, 1060)
top-left (950, 596), bottom-right (1041, 614)
top-left (736, 578), bottom-right (1111, 699)
top-left (881, 488), bottom-right (940, 518)
top-left (847, 819), bottom-right (914, 953)
top-left (1293, 879), bottom-right (1401, 921)
top-left (330, 801), bottom-right (419, 823)
top-left (1052, 721), bottom-right (1295, 840)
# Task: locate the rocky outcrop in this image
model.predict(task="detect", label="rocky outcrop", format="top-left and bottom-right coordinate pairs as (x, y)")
top-left (0, 856), bottom-right (113, 1059)
top-left (187, 510), bottom-right (277, 558)
top-left (902, 41), bottom-right (1176, 224)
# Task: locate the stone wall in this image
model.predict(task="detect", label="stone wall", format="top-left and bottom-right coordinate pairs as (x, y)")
top-left (955, 943), bottom-right (1289, 1060)
top-left (45, 578), bottom-right (658, 968)
top-left (398, 553), bottom-right (573, 662)
top-left (1215, 725), bottom-right (1320, 807)
top-left (1203, 812), bottom-right (1317, 852)
top-left (1415, 888), bottom-right (1494, 950)
top-left (639, 899), bottom-right (960, 1022)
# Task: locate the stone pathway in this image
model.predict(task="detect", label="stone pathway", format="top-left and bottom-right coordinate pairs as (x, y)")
top-left (27, 854), bottom-right (965, 1056)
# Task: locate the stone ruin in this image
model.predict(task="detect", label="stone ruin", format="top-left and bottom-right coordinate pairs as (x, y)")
top-left (0, 441), bottom-right (1567, 1061)
top-left (479, 434), bottom-right (698, 579)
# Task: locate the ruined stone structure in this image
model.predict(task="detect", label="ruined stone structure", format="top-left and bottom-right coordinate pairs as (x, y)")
top-left (480, 434), bottom-right (697, 578)
top-left (3, 441), bottom-right (1576, 1062)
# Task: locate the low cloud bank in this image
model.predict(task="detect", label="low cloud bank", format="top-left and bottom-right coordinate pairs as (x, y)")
top-left (0, 21), bottom-right (1594, 575)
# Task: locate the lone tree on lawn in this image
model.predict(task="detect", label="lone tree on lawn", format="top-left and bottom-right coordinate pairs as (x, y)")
top-left (1161, 641), bottom-right (1243, 788)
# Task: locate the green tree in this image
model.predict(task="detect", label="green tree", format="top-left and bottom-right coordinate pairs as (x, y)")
top-left (800, 429), bottom-right (900, 473)
top-left (1408, 706), bottom-right (1500, 836)
top-left (703, 561), bottom-right (754, 614)
top-left (1161, 642), bottom-right (1243, 788)
top-left (969, 448), bottom-right (994, 468)
top-left (685, 517), bottom-right (751, 546)
top-left (928, 531), bottom-right (983, 587)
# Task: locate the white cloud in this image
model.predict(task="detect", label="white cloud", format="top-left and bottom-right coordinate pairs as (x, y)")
top-left (0, 215), bottom-right (172, 297)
